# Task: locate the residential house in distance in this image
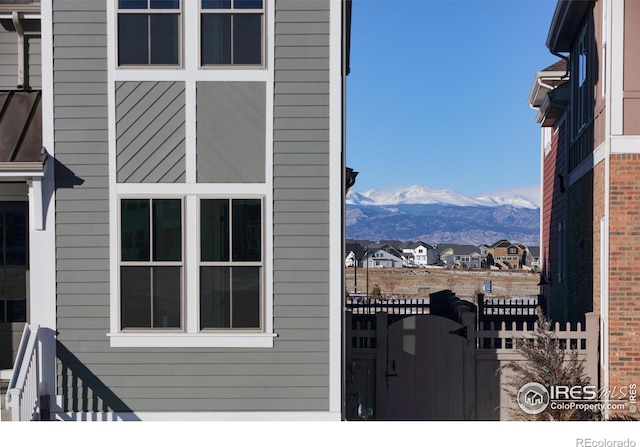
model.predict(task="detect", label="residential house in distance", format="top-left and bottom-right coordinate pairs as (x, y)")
top-left (399, 241), bottom-right (437, 267)
top-left (362, 243), bottom-right (403, 269)
top-left (1, 0), bottom-right (350, 421)
top-left (529, 0), bottom-right (640, 414)
top-left (485, 239), bottom-right (529, 270)
top-left (437, 244), bottom-right (482, 269)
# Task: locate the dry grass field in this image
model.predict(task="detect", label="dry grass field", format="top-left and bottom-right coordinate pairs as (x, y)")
top-left (345, 266), bottom-right (540, 301)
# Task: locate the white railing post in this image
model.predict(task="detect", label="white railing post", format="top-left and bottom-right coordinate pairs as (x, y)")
top-left (6, 324), bottom-right (42, 421)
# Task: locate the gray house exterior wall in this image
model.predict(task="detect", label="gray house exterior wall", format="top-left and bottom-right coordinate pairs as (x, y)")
top-left (0, 17), bottom-right (41, 90)
top-left (52, 0), bottom-right (337, 416)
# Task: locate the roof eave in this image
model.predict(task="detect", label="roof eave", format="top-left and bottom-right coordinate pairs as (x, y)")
top-left (546, 0), bottom-right (593, 54)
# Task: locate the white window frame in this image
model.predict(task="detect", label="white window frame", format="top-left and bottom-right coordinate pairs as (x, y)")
top-left (199, 0), bottom-right (266, 68)
top-left (110, 192), bottom-right (275, 348)
top-left (116, 0), bottom-right (183, 68)
top-left (197, 196), bottom-right (264, 332)
top-left (118, 197), bottom-right (185, 332)
top-left (106, 0), bottom-right (276, 347)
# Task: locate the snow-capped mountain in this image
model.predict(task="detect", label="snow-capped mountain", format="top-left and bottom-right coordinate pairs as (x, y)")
top-left (346, 185), bottom-right (540, 246)
top-left (346, 184), bottom-right (539, 209)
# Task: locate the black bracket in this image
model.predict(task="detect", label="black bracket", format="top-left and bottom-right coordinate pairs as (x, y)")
top-left (449, 326), bottom-right (467, 339)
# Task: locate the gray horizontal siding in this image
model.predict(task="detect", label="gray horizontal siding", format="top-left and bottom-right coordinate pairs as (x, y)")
top-left (51, 0), bottom-right (335, 415)
top-left (0, 22), bottom-right (41, 90)
top-left (271, 0), bottom-right (332, 410)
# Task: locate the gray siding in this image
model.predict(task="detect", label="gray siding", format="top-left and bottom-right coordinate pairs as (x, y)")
top-left (196, 82), bottom-right (265, 183)
top-left (54, 0), bottom-right (333, 414)
top-left (116, 81), bottom-right (186, 183)
top-left (271, 0), bottom-right (332, 407)
top-left (0, 19), bottom-right (41, 90)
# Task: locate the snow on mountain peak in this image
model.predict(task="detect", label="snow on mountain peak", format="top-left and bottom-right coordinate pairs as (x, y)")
top-left (346, 184), bottom-right (539, 209)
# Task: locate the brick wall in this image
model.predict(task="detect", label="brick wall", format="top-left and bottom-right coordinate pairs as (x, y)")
top-left (609, 153), bottom-right (640, 390)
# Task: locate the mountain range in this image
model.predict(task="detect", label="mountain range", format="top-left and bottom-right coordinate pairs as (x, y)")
top-left (346, 185), bottom-right (540, 246)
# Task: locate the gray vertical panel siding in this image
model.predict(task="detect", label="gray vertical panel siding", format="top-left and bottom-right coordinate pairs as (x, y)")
top-left (53, 0), bottom-right (332, 414)
top-left (116, 81), bottom-right (186, 183)
top-left (196, 82), bottom-right (265, 183)
top-left (0, 21), bottom-right (41, 90)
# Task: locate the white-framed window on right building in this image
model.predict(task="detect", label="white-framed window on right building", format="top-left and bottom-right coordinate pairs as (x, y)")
top-left (199, 198), bottom-right (263, 330)
top-left (200, 0), bottom-right (264, 66)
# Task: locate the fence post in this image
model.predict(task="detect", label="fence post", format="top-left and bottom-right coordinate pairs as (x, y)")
top-left (585, 312), bottom-right (600, 388)
top-left (461, 308), bottom-right (476, 420)
top-left (375, 312), bottom-right (388, 419)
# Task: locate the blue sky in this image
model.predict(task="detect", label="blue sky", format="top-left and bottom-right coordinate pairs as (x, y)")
top-left (346, 0), bottom-right (561, 200)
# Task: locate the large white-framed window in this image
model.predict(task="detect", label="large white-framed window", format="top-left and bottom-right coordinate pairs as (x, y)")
top-left (120, 198), bottom-right (183, 330)
top-left (117, 0), bottom-right (182, 67)
top-left (199, 197), bottom-right (263, 330)
top-left (111, 193), bottom-right (274, 347)
top-left (200, 0), bottom-right (264, 67)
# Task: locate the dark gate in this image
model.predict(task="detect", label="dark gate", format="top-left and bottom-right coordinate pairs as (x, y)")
top-left (385, 314), bottom-right (465, 420)
top-left (345, 291), bottom-right (477, 421)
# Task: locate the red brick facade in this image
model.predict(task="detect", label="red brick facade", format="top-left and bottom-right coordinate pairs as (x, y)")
top-left (608, 154), bottom-right (640, 389)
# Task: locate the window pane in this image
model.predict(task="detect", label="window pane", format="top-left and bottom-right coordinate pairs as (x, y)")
top-left (150, 0), bottom-right (180, 8)
top-left (0, 300), bottom-right (4, 322)
top-left (5, 211), bottom-right (26, 266)
top-left (150, 14), bottom-right (179, 64)
top-left (118, 14), bottom-right (149, 65)
top-left (153, 199), bottom-right (182, 261)
top-left (232, 199), bottom-right (261, 261)
top-left (119, 0), bottom-right (148, 9)
top-left (121, 199), bottom-right (150, 262)
top-left (231, 267), bottom-right (260, 328)
top-left (201, 199), bottom-right (229, 262)
top-left (200, 266), bottom-right (230, 328)
top-left (121, 266), bottom-right (151, 328)
top-left (232, 14), bottom-right (261, 65)
top-left (234, 0), bottom-right (262, 9)
top-left (153, 266), bottom-right (181, 328)
top-left (6, 298), bottom-right (26, 322)
top-left (202, 0), bottom-right (231, 8)
top-left (201, 14), bottom-right (231, 64)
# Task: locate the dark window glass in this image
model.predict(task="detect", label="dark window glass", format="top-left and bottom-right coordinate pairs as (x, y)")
top-left (121, 266), bottom-right (152, 328)
top-left (119, 0), bottom-right (148, 9)
top-left (121, 199), bottom-right (150, 262)
top-left (5, 211), bottom-right (26, 266)
top-left (234, 0), bottom-right (262, 9)
top-left (201, 199), bottom-right (229, 262)
top-left (150, 0), bottom-right (180, 8)
top-left (118, 14), bottom-right (149, 65)
top-left (153, 266), bottom-right (181, 328)
top-left (150, 14), bottom-right (179, 64)
top-left (152, 199), bottom-right (181, 262)
top-left (231, 267), bottom-right (260, 328)
top-left (232, 199), bottom-right (261, 261)
top-left (7, 298), bottom-right (26, 322)
top-left (201, 14), bottom-right (231, 64)
top-left (200, 266), bottom-right (230, 328)
top-left (233, 14), bottom-right (261, 65)
top-left (202, 0), bottom-right (231, 8)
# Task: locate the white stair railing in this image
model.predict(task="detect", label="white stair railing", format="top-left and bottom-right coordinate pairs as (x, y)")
top-left (5, 324), bottom-right (41, 421)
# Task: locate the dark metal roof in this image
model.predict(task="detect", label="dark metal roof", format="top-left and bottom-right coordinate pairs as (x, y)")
top-left (0, 90), bottom-right (44, 170)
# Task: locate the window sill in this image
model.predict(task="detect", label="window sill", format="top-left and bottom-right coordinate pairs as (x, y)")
top-left (107, 332), bottom-right (277, 348)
